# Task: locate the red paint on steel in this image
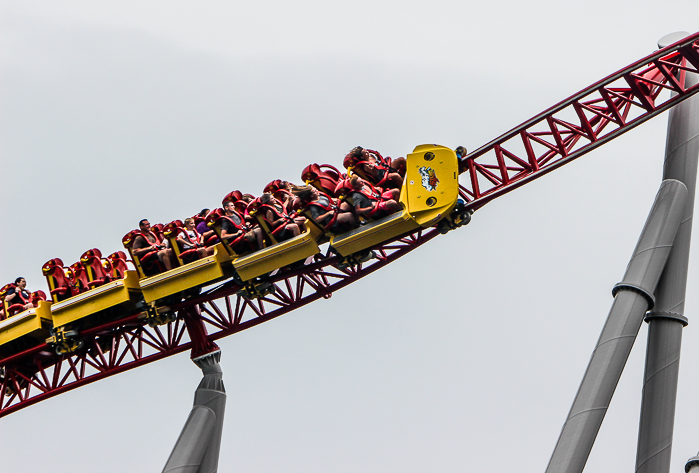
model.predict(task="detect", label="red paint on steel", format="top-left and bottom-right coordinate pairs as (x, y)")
top-left (460, 33), bottom-right (699, 211)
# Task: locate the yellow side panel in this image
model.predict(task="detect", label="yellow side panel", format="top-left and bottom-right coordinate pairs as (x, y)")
top-left (0, 300), bottom-right (53, 346)
top-left (329, 211), bottom-right (420, 256)
top-left (140, 244), bottom-right (233, 303)
top-left (234, 229), bottom-right (320, 281)
top-left (401, 144), bottom-right (459, 227)
top-left (51, 270), bottom-right (142, 328)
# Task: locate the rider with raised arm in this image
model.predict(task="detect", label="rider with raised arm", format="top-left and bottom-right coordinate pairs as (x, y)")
top-left (132, 219), bottom-right (177, 271)
top-left (5, 277), bottom-right (35, 311)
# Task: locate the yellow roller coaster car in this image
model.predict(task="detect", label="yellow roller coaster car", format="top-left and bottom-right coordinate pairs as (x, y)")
top-left (330, 144), bottom-right (460, 256)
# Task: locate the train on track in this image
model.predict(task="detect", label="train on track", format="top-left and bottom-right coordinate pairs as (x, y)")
top-left (0, 144), bottom-right (468, 366)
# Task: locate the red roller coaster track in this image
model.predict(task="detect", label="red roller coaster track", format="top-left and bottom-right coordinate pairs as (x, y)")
top-left (1, 31), bottom-right (699, 418)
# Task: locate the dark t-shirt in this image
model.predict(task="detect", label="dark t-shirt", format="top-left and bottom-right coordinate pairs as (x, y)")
top-left (6, 288), bottom-right (29, 306)
top-left (351, 191), bottom-right (376, 211)
top-left (308, 196), bottom-right (332, 225)
top-left (221, 213), bottom-right (243, 236)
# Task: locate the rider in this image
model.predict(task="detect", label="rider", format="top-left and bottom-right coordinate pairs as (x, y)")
top-left (220, 200), bottom-right (265, 251)
top-left (5, 277), bottom-right (34, 311)
top-left (259, 193), bottom-right (306, 240)
top-left (132, 219), bottom-right (177, 272)
top-left (178, 218), bottom-right (212, 257)
top-left (344, 146), bottom-right (405, 189)
top-left (292, 185), bottom-right (357, 233)
top-left (348, 175), bottom-right (401, 220)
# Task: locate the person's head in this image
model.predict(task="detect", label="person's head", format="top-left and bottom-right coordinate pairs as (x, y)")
top-left (223, 201), bottom-right (235, 215)
top-left (184, 218), bottom-right (195, 229)
top-left (14, 277), bottom-right (26, 288)
top-left (198, 208), bottom-right (210, 217)
top-left (242, 194), bottom-right (255, 203)
top-left (350, 175), bottom-right (363, 189)
top-left (260, 193), bottom-right (274, 205)
top-left (139, 219), bottom-right (150, 231)
top-left (455, 146), bottom-right (467, 159)
top-left (349, 146), bottom-right (364, 158)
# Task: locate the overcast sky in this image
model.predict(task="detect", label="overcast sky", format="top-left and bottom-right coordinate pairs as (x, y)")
top-left (1, 2), bottom-right (699, 472)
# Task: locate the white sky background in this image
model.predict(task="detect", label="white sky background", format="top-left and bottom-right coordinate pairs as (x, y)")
top-left (1, 1), bottom-right (699, 472)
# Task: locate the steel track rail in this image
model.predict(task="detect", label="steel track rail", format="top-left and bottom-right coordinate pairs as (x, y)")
top-left (460, 32), bottom-right (699, 211)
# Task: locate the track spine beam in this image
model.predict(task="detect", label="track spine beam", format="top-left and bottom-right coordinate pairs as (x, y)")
top-left (460, 32), bottom-right (699, 210)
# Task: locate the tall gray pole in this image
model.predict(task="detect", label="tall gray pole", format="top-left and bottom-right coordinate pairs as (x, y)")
top-left (635, 32), bottom-right (699, 473)
top-left (545, 179), bottom-right (687, 473)
top-left (163, 351), bottom-right (227, 473)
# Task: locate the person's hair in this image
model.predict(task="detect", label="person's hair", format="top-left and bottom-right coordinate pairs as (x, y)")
top-left (138, 219), bottom-right (149, 227)
top-left (350, 175), bottom-right (362, 187)
top-left (349, 146), bottom-right (364, 158)
top-left (184, 218), bottom-right (194, 226)
top-left (455, 146), bottom-right (467, 157)
top-left (292, 185), bottom-right (314, 201)
top-left (242, 194), bottom-right (254, 203)
top-left (198, 208), bottom-right (209, 217)
top-left (14, 277), bottom-right (25, 285)
top-left (260, 193), bottom-right (273, 205)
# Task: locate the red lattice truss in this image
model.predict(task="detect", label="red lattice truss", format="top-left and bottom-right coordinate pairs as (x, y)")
top-left (0, 231), bottom-right (437, 418)
top-left (460, 32), bottom-right (699, 210)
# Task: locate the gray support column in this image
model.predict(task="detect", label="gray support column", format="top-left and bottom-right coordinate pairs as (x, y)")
top-left (163, 407), bottom-right (216, 473)
top-left (545, 179), bottom-right (687, 473)
top-left (162, 351), bottom-right (226, 473)
top-left (193, 352), bottom-right (226, 473)
top-left (635, 32), bottom-right (699, 473)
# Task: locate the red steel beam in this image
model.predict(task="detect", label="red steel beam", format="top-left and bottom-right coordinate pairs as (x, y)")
top-left (460, 32), bottom-right (699, 210)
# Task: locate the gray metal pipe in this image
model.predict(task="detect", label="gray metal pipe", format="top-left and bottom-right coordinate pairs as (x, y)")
top-left (635, 32), bottom-right (699, 473)
top-left (193, 352), bottom-right (226, 473)
top-left (162, 351), bottom-right (227, 473)
top-left (162, 406), bottom-right (216, 473)
top-left (545, 179), bottom-right (688, 473)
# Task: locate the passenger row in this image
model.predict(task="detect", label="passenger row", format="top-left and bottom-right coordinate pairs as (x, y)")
top-left (1, 144), bottom-right (456, 326)
top-left (120, 146), bottom-right (410, 277)
top-left (1, 144), bottom-right (463, 359)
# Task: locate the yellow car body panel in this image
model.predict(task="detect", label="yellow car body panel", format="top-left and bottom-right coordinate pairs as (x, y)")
top-left (0, 300), bottom-right (53, 346)
top-left (139, 243), bottom-right (233, 303)
top-left (50, 270), bottom-right (142, 328)
top-left (233, 228), bottom-right (320, 281)
top-left (330, 144), bottom-right (459, 256)
top-left (329, 211), bottom-right (420, 256)
top-left (402, 144), bottom-right (460, 226)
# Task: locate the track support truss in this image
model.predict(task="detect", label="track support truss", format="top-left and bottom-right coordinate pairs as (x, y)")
top-left (0, 230), bottom-right (437, 417)
top-left (460, 32), bottom-right (699, 211)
